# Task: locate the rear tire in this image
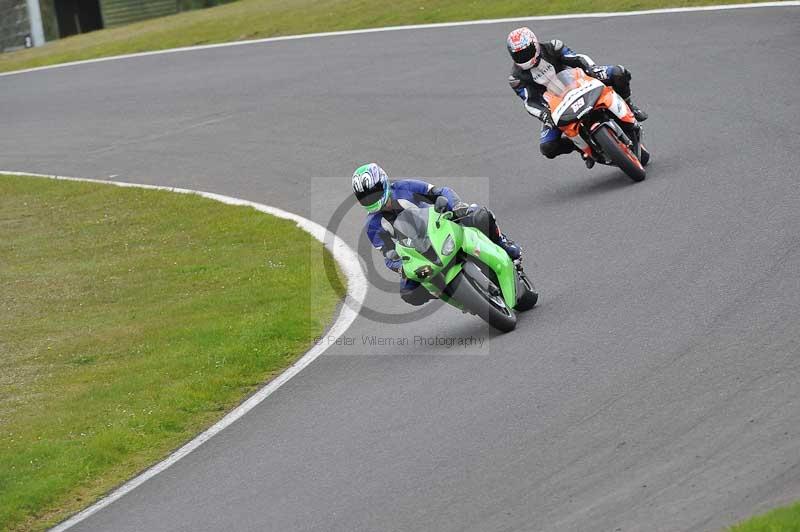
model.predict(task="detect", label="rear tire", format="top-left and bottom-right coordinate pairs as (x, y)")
top-left (447, 271), bottom-right (517, 333)
top-left (593, 125), bottom-right (646, 182)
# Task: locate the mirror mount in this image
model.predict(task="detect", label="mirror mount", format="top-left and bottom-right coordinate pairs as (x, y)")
top-left (434, 196), bottom-right (451, 228)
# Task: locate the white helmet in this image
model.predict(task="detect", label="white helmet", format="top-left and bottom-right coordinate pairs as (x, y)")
top-left (352, 163), bottom-right (390, 213)
top-left (507, 27), bottom-right (541, 70)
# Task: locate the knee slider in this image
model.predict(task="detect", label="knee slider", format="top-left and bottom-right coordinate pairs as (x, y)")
top-left (540, 141), bottom-right (561, 159)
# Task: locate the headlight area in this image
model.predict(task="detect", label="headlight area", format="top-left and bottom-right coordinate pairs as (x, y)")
top-left (441, 234), bottom-right (455, 256)
top-left (414, 265), bottom-right (434, 279)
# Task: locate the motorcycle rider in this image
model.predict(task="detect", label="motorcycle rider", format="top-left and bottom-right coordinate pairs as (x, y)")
top-left (352, 163), bottom-right (521, 306)
top-left (506, 27), bottom-right (648, 167)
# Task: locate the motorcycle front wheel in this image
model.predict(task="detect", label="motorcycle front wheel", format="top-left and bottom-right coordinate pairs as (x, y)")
top-left (593, 125), bottom-right (646, 182)
top-left (446, 270), bottom-right (517, 333)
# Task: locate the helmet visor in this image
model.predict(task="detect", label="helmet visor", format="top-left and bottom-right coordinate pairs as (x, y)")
top-left (356, 189), bottom-right (384, 208)
top-left (511, 46), bottom-right (538, 66)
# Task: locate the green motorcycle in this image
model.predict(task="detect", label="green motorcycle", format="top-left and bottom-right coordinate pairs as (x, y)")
top-left (389, 197), bottom-right (538, 332)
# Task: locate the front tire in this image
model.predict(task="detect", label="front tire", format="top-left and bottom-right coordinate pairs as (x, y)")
top-left (640, 144), bottom-right (651, 167)
top-left (593, 125), bottom-right (646, 182)
top-left (447, 271), bottom-right (517, 333)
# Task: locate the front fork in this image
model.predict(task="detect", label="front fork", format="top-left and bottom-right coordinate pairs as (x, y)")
top-left (624, 122), bottom-right (644, 160)
top-left (585, 119), bottom-right (643, 162)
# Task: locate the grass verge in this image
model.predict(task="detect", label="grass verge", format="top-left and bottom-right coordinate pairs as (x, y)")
top-left (0, 0), bottom-right (782, 74)
top-left (0, 174), bottom-right (344, 531)
top-left (729, 501), bottom-right (800, 531)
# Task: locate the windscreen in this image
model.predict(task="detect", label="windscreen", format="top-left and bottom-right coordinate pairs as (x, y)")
top-left (393, 207), bottom-right (432, 253)
top-left (544, 68), bottom-right (584, 97)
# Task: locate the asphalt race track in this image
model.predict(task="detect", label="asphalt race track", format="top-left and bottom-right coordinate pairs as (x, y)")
top-left (2, 5), bottom-right (800, 531)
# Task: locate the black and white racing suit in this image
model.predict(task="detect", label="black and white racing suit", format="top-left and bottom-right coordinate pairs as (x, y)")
top-left (508, 39), bottom-right (639, 159)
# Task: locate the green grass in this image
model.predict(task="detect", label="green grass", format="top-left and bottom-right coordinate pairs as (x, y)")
top-left (729, 502), bottom-right (800, 532)
top-left (0, 0), bottom-right (781, 74)
top-left (0, 174), bottom-right (344, 531)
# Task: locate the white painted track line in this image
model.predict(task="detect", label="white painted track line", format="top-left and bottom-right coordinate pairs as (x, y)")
top-left (0, 2), bottom-right (798, 79)
top-left (2, 2), bottom-right (799, 529)
top-left (0, 170), bottom-right (367, 532)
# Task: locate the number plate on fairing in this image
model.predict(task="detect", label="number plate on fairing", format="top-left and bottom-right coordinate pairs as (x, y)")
top-left (551, 78), bottom-right (605, 124)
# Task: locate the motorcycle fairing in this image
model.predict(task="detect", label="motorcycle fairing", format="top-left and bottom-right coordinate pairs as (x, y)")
top-left (458, 227), bottom-right (517, 309)
top-left (554, 85), bottom-right (604, 126)
top-left (394, 208), bottom-right (519, 309)
top-left (597, 88), bottom-right (636, 124)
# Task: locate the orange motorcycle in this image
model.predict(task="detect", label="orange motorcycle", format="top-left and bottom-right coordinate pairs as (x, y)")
top-left (544, 68), bottom-right (650, 182)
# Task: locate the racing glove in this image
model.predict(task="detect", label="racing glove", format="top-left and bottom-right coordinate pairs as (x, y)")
top-left (383, 249), bottom-right (403, 273)
top-left (452, 202), bottom-right (472, 219)
top-left (540, 109), bottom-right (556, 129)
top-left (588, 65), bottom-right (609, 80)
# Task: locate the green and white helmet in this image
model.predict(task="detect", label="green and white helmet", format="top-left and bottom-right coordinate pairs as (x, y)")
top-left (352, 163), bottom-right (390, 213)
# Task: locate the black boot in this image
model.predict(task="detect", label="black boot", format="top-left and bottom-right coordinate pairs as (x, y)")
top-left (580, 151), bottom-right (595, 169)
top-left (625, 97), bottom-right (648, 122)
top-left (496, 233), bottom-right (521, 261)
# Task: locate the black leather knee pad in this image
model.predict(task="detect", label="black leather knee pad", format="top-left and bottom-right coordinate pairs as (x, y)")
top-left (541, 139), bottom-right (574, 159)
top-left (540, 141), bottom-right (562, 159)
top-left (469, 206), bottom-right (493, 235)
top-left (460, 206), bottom-right (500, 242)
top-left (614, 65), bottom-right (631, 80)
top-left (610, 65), bottom-right (632, 99)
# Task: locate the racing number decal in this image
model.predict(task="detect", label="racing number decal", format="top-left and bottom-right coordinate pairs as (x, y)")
top-left (571, 98), bottom-right (586, 113)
